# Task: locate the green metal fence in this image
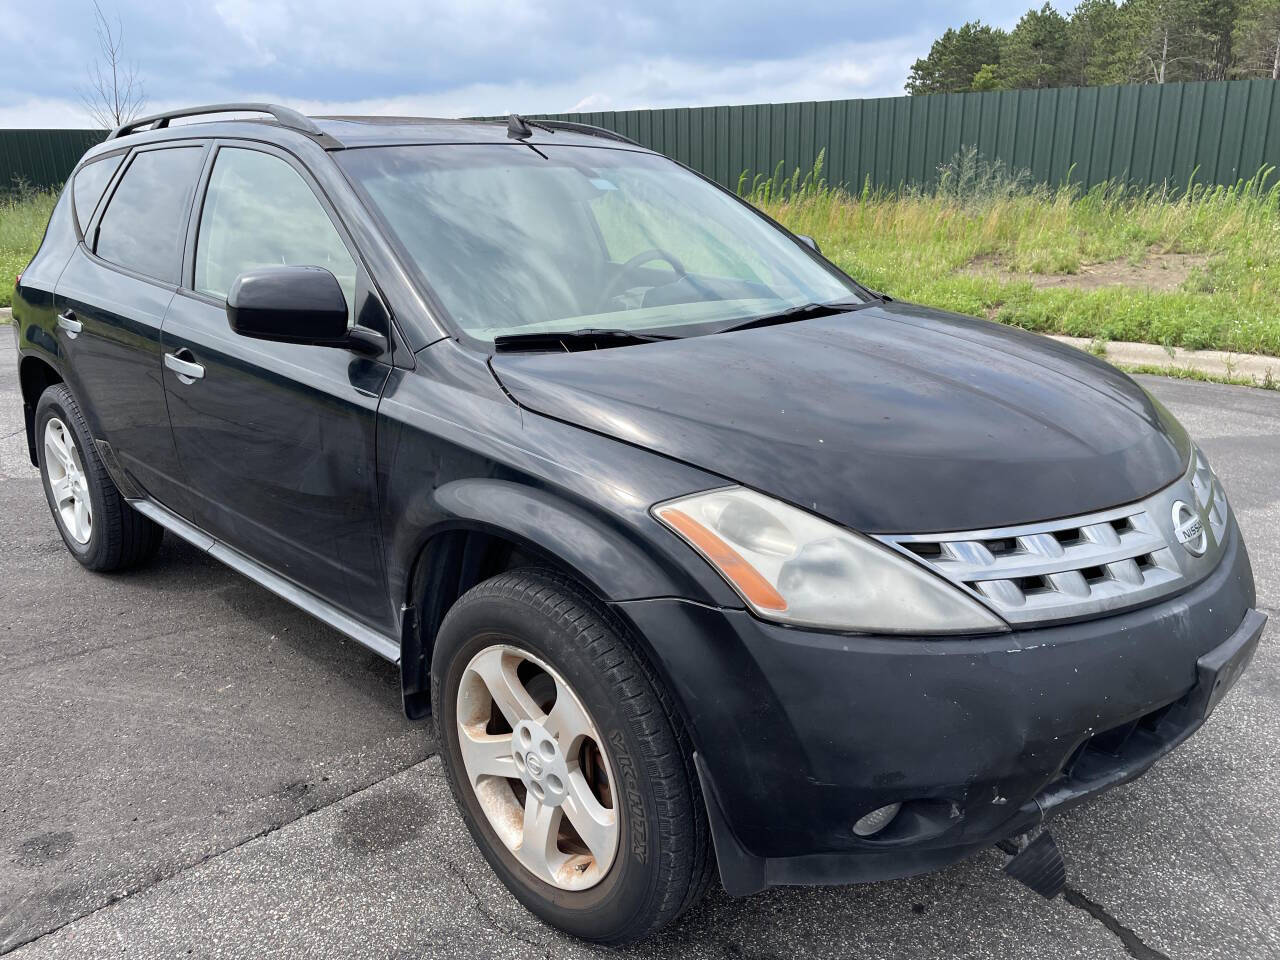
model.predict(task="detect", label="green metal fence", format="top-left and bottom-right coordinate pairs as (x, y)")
top-left (531, 78), bottom-right (1280, 194)
top-left (0, 129), bottom-right (107, 192)
top-left (5, 78), bottom-right (1280, 195)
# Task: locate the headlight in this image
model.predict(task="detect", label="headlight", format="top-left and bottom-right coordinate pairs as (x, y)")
top-left (654, 487), bottom-right (1007, 634)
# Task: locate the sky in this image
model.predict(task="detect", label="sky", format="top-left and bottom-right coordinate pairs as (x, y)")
top-left (0, 0), bottom-right (1033, 129)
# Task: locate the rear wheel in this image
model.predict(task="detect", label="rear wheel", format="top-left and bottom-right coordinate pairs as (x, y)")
top-left (35, 384), bottom-right (163, 571)
top-left (432, 568), bottom-right (713, 944)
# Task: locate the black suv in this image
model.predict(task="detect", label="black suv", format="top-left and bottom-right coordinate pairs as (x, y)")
top-left (12, 104), bottom-right (1265, 944)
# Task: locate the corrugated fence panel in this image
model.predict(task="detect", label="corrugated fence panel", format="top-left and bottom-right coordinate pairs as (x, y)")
top-left (515, 78), bottom-right (1278, 194)
top-left (0, 128), bottom-right (107, 191)
top-left (10, 80), bottom-right (1280, 196)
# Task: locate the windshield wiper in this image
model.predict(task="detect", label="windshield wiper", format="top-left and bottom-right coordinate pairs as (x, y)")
top-left (493, 327), bottom-right (679, 353)
top-left (710, 299), bottom-right (879, 336)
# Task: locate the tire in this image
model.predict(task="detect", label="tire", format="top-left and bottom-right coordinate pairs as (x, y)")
top-left (35, 384), bottom-right (163, 571)
top-left (432, 567), bottom-right (714, 944)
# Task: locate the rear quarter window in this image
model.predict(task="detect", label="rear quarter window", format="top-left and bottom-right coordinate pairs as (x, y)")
top-left (95, 146), bottom-right (204, 284)
top-left (71, 154), bottom-right (123, 236)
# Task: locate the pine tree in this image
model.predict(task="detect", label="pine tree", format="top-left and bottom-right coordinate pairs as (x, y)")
top-left (1067, 0), bottom-right (1131, 84)
top-left (1119, 0), bottom-right (1233, 82)
top-left (906, 0), bottom-right (1266, 92)
top-left (999, 4), bottom-right (1074, 88)
top-left (1232, 0), bottom-right (1280, 77)
top-left (906, 22), bottom-right (1006, 94)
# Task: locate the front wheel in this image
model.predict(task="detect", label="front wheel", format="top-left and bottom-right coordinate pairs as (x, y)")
top-left (432, 568), bottom-right (713, 944)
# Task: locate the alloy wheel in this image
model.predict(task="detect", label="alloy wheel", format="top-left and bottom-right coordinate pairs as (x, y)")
top-left (43, 417), bottom-right (92, 545)
top-left (455, 644), bottom-right (619, 890)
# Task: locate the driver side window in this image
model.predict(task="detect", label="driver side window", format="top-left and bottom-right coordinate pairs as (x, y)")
top-left (194, 148), bottom-right (357, 323)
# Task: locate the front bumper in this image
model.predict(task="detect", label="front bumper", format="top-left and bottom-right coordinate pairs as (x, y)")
top-left (614, 518), bottom-right (1263, 895)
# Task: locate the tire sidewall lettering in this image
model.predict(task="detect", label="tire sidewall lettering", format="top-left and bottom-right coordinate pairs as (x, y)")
top-left (609, 729), bottom-right (647, 865)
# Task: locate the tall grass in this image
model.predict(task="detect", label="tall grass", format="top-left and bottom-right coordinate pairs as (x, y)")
top-left (753, 152), bottom-right (1280, 356)
top-left (0, 184), bottom-right (58, 310)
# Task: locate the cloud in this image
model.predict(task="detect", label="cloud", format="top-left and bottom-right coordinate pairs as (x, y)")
top-left (0, 97), bottom-right (94, 129)
top-left (0, 0), bottom-right (1033, 128)
top-left (570, 93), bottom-right (613, 113)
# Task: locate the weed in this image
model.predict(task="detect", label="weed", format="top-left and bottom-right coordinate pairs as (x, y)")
top-left (934, 146), bottom-right (1034, 203)
top-left (1116, 363), bottom-right (1280, 391)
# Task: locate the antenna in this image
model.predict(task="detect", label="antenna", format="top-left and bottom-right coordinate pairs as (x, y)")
top-left (507, 114), bottom-right (533, 140)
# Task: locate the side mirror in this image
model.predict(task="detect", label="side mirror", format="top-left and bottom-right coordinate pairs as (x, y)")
top-left (796, 234), bottom-right (821, 254)
top-left (227, 265), bottom-right (353, 348)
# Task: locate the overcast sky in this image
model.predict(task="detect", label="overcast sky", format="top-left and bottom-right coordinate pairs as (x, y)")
top-left (1, 0), bottom-right (1032, 128)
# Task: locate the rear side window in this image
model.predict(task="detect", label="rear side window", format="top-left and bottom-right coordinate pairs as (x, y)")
top-left (95, 146), bottom-right (204, 284)
top-left (71, 154), bottom-right (123, 235)
top-left (194, 148), bottom-right (357, 321)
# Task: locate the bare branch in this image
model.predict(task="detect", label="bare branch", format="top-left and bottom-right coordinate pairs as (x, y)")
top-left (78, 0), bottom-right (147, 129)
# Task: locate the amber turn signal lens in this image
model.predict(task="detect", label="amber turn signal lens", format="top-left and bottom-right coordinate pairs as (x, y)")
top-left (657, 507), bottom-right (788, 611)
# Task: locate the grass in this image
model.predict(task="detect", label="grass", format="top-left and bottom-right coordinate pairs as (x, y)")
top-left (1115, 363), bottom-right (1278, 391)
top-left (0, 187), bottom-right (57, 311)
top-left (755, 152), bottom-right (1280, 357)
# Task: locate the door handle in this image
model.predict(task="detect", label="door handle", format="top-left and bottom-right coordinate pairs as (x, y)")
top-left (164, 349), bottom-right (205, 384)
top-left (57, 311), bottom-right (82, 338)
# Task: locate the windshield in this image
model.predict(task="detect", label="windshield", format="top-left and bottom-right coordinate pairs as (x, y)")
top-left (338, 144), bottom-right (863, 342)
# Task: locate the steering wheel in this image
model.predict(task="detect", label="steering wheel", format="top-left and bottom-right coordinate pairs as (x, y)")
top-left (598, 248), bottom-right (689, 311)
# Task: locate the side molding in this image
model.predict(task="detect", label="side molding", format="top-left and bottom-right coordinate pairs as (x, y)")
top-left (130, 497), bottom-right (401, 663)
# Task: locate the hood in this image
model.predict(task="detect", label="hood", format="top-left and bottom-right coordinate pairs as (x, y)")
top-left (490, 303), bottom-right (1190, 533)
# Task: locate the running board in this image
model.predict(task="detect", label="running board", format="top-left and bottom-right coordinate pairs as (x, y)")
top-left (130, 499), bottom-right (401, 664)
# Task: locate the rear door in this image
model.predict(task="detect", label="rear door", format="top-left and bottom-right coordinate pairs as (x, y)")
top-left (160, 141), bottom-right (392, 627)
top-left (54, 142), bottom-right (209, 515)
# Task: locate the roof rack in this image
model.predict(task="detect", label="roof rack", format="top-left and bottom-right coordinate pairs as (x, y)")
top-left (108, 103), bottom-right (330, 142)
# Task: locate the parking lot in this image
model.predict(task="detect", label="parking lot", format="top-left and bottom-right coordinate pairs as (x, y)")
top-left (1, 345), bottom-right (1277, 960)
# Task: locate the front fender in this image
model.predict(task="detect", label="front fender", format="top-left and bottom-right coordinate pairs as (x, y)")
top-left (377, 345), bottom-right (741, 622)
top-left (377, 346), bottom-right (743, 721)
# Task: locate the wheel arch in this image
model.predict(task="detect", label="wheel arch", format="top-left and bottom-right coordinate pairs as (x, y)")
top-left (19, 353), bottom-right (65, 466)
top-left (396, 478), bottom-right (710, 720)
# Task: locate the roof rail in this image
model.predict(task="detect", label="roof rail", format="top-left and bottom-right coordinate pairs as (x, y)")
top-left (533, 120), bottom-right (642, 147)
top-left (108, 103), bottom-right (330, 142)
top-left (484, 117), bottom-right (641, 148)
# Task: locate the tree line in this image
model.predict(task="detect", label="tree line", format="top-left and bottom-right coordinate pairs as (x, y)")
top-left (906, 0), bottom-right (1280, 95)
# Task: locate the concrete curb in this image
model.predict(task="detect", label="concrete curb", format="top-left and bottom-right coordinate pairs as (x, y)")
top-left (0, 307), bottom-right (11, 324)
top-left (1050, 335), bottom-right (1277, 385)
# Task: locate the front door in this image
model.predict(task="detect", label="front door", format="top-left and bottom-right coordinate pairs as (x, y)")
top-left (54, 143), bottom-right (208, 514)
top-left (160, 143), bottom-right (392, 627)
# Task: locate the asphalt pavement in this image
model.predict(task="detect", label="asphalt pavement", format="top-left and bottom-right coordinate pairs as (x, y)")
top-left (1, 345), bottom-right (1277, 960)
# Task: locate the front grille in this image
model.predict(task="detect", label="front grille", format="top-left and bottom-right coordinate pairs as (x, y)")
top-left (878, 448), bottom-right (1230, 625)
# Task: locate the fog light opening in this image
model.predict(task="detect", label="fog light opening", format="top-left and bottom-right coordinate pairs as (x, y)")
top-left (852, 802), bottom-right (902, 838)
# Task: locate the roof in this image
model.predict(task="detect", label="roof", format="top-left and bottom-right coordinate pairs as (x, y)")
top-left (311, 116), bottom-right (625, 149)
top-left (98, 104), bottom-right (643, 153)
